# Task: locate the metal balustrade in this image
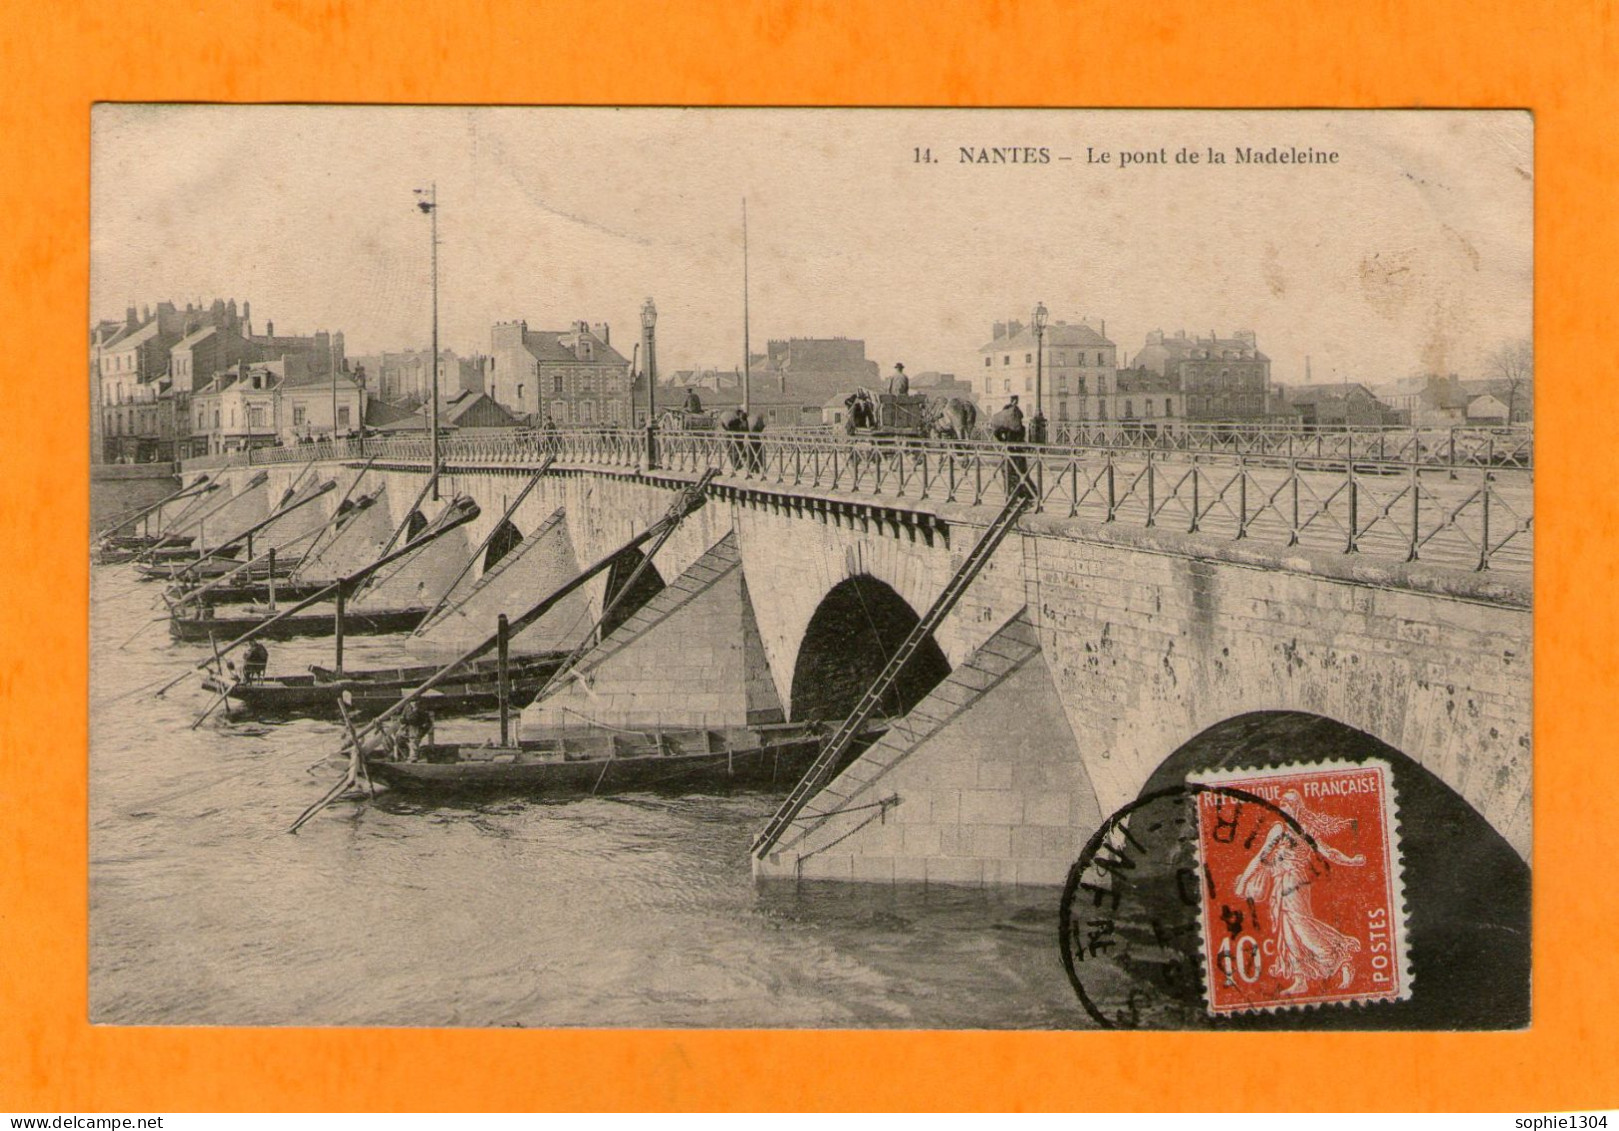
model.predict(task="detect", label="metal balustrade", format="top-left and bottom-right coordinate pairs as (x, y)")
top-left (179, 425), bottom-right (1533, 573)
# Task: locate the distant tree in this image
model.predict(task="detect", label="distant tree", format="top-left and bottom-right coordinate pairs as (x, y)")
top-left (1488, 339), bottom-right (1533, 423)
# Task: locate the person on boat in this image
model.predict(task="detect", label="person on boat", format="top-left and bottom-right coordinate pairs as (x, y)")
top-left (886, 362), bottom-right (910, 397)
top-left (400, 699), bottom-right (435, 762)
top-left (683, 387), bottom-right (704, 415)
top-left (242, 640), bottom-right (269, 684)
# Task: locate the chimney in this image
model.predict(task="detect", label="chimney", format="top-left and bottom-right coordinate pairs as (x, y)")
top-left (1100, 319), bottom-right (1106, 339)
top-left (993, 321), bottom-right (1007, 341)
top-left (242, 301), bottom-right (251, 335)
top-left (126, 305), bottom-right (138, 330)
top-left (1305, 355), bottom-right (1312, 382)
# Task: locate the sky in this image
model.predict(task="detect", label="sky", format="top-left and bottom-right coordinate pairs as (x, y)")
top-left (91, 107), bottom-right (1532, 383)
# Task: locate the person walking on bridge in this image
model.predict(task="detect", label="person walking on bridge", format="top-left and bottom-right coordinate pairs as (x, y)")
top-left (748, 410), bottom-right (767, 473)
top-left (991, 396), bottom-right (1031, 499)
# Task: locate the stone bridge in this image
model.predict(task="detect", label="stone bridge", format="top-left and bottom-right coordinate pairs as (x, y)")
top-left (203, 447), bottom-right (1530, 914)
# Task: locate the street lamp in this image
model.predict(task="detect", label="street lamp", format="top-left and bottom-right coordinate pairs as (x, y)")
top-left (1031, 301), bottom-right (1049, 443)
top-left (641, 297), bottom-right (658, 469)
top-left (415, 184), bottom-right (440, 500)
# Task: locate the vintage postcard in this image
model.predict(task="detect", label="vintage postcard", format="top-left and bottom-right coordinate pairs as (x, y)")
top-left (88, 106), bottom-right (1531, 1031)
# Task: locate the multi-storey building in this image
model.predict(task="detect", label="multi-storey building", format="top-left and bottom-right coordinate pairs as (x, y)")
top-left (350, 349), bottom-right (489, 405)
top-left (1131, 329), bottom-right (1271, 421)
top-left (191, 358), bottom-right (367, 453)
top-left (488, 320), bottom-right (632, 425)
top-left (976, 318), bottom-right (1118, 425)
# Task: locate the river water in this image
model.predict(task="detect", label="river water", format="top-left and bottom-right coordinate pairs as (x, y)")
top-left (89, 564), bottom-right (1089, 1029)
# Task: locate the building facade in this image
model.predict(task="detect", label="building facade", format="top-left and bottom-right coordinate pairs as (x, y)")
top-left (977, 318), bottom-right (1118, 425)
top-left (191, 359), bottom-right (367, 453)
top-left (1131, 329), bottom-right (1271, 421)
top-left (489, 320), bottom-right (632, 425)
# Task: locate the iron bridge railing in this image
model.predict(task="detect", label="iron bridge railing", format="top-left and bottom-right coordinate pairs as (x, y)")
top-left (180, 426), bottom-right (1533, 574)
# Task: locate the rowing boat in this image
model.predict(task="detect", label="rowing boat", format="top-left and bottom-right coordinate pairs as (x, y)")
top-left (169, 603), bottom-right (429, 642)
top-left (364, 720), bottom-right (882, 796)
top-left (203, 651), bottom-right (566, 718)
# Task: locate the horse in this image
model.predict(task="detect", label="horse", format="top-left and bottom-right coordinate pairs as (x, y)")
top-left (928, 397), bottom-right (979, 443)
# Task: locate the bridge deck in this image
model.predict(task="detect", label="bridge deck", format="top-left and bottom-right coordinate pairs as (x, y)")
top-left (181, 429), bottom-right (1533, 576)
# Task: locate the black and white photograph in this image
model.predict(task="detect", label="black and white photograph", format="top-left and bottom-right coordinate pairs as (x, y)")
top-left (89, 106), bottom-right (1532, 1030)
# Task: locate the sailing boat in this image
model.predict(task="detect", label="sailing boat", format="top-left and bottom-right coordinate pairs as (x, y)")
top-left (364, 521), bottom-right (883, 797)
top-left (168, 494), bottom-right (480, 641)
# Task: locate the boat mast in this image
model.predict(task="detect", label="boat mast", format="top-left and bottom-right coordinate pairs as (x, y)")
top-left (742, 197), bottom-right (751, 419)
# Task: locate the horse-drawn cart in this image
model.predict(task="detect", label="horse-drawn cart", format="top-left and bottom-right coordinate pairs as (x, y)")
top-left (843, 391), bottom-right (931, 438)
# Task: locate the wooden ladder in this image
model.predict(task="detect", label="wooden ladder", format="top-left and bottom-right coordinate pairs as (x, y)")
top-left (751, 486), bottom-right (1033, 859)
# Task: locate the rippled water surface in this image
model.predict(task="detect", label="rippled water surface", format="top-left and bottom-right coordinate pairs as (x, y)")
top-left (90, 565), bottom-right (1090, 1028)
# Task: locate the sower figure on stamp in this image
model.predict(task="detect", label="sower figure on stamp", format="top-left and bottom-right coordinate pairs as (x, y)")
top-left (1234, 790), bottom-right (1366, 995)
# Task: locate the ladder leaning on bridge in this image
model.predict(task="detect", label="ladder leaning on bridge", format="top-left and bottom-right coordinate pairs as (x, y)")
top-left (751, 483), bottom-right (1035, 861)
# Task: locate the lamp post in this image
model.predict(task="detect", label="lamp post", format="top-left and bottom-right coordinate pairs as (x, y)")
top-left (415, 184), bottom-right (440, 500)
top-left (641, 297), bottom-right (658, 469)
top-left (1031, 301), bottom-right (1049, 443)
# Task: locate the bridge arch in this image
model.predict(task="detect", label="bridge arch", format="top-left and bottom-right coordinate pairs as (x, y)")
top-left (1139, 710), bottom-right (1529, 1029)
top-left (482, 517), bottom-right (524, 572)
top-left (600, 548), bottom-right (666, 640)
top-left (402, 509), bottom-right (427, 543)
top-left (788, 574), bottom-right (950, 723)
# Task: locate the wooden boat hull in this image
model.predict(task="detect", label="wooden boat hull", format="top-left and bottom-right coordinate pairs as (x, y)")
top-left (365, 723), bottom-right (873, 798)
top-left (206, 653), bottom-right (565, 718)
top-left (169, 606), bottom-right (428, 642)
top-left (170, 580), bottom-right (334, 607)
top-left (151, 555), bottom-right (304, 582)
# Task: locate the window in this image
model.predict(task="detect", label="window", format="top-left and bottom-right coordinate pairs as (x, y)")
top-left (337, 406), bottom-right (350, 428)
top-left (1003, 379), bottom-right (1011, 393)
top-left (1025, 353), bottom-right (1032, 364)
top-left (553, 374), bottom-right (564, 394)
top-left (1165, 399), bottom-right (1174, 417)
top-left (581, 401), bottom-right (595, 423)
top-left (1144, 400), bottom-right (1155, 417)
top-left (1057, 399), bottom-right (1069, 421)
top-left (1024, 376), bottom-right (1033, 393)
top-left (248, 406), bottom-right (266, 429)
top-left (213, 409), bottom-right (220, 428)
top-left (293, 405), bottom-right (306, 427)
top-left (984, 356), bottom-right (992, 367)
top-left (1003, 355), bottom-right (1010, 366)
top-left (1098, 401), bottom-right (1108, 420)
top-left (1124, 399), bottom-right (1134, 418)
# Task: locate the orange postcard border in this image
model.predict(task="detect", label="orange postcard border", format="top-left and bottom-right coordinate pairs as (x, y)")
top-left (2, 0), bottom-right (1612, 1113)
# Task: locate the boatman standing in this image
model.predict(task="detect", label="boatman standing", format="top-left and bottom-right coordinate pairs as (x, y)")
top-left (242, 639), bottom-right (269, 684)
top-left (400, 699), bottom-right (435, 762)
top-left (886, 362), bottom-right (910, 396)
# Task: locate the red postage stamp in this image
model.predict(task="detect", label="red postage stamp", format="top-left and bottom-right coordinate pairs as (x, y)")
top-left (1189, 760), bottom-right (1410, 1015)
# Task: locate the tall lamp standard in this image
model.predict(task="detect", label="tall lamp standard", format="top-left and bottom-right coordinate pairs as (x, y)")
top-left (1031, 301), bottom-right (1049, 444)
top-left (641, 297), bottom-right (658, 469)
top-left (414, 184), bottom-right (441, 500)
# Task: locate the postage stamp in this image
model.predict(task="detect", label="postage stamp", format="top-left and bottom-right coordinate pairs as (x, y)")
top-left (1189, 760), bottom-right (1410, 1015)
